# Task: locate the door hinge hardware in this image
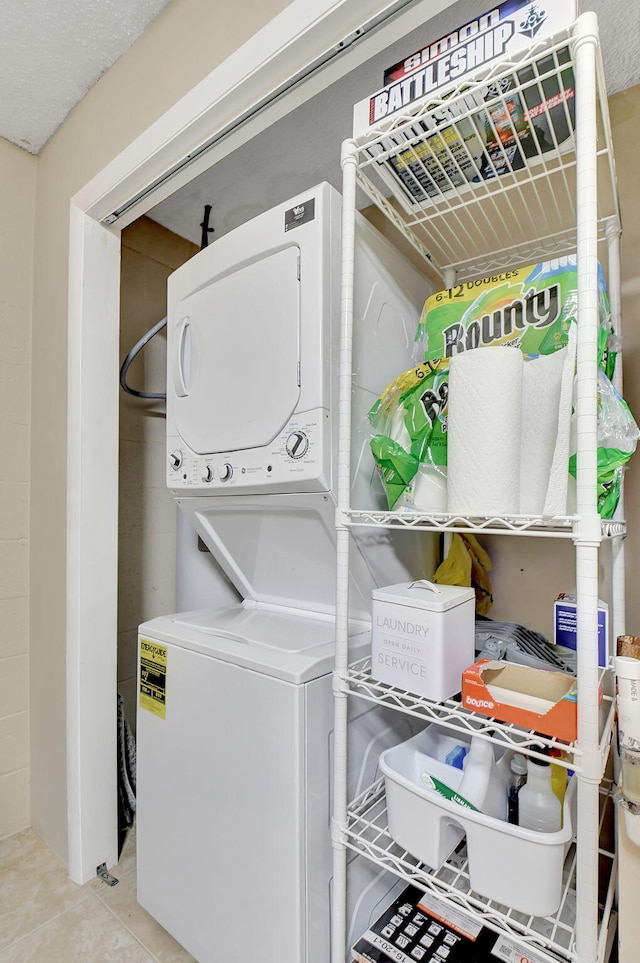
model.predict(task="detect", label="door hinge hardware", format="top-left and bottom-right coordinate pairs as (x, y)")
top-left (96, 863), bottom-right (119, 886)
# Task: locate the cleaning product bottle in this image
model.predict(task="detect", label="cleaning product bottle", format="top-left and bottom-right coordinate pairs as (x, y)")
top-left (507, 754), bottom-right (528, 825)
top-left (517, 756), bottom-right (562, 832)
top-left (458, 736), bottom-right (507, 820)
top-left (549, 748), bottom-right (568, 807)
top-left (444, 744), bottom-right (468, 770)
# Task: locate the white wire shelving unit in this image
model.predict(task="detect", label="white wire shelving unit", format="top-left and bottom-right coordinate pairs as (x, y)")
top-left (332, 12), bottom-right (621, 963)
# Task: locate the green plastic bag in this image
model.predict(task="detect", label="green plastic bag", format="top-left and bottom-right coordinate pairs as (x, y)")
top-left (568, 370), bottom-right (640, 519)
top-left (369, 361), bottom-right (449, 510)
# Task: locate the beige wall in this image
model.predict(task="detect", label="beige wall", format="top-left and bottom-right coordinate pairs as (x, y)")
top-left (611, 86), bottom-right (640, 634)
top-left (29, 0), bottom-right (290, 861)
top-left (118, 218), bottom-right (197, 730)
top-left (0, 139), bottom-right (35, 840)
top-left (609, 84), bottom-right (640, 963)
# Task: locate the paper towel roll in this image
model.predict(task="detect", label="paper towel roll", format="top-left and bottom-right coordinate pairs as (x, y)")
top-left (447, 347), bottom-right (523, 515)
top-left (412, 464), bottom-right (448, 512)
top-left (543, 324), bottom-right (577, 517)
top-left (520, 349), bottom-right (567, 514)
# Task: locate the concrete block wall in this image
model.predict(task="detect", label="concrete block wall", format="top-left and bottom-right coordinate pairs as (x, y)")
top-left (0, 139), bottom-right (36, 840)
top-left (118, 217), bottom-right (197, 730)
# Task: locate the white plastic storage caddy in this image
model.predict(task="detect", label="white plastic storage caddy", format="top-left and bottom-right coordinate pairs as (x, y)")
top-left (380, 726), bottom-right (576, 917)
top-left (371, 580), bottom-right (474, 701)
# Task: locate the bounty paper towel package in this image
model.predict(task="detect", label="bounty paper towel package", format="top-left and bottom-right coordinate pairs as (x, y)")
top-left (368, 361), bottom-right (450, 511)
top-left (415, 257), bottom-right (611, 365)
top-left (368, 257), bottom-right (615, 516)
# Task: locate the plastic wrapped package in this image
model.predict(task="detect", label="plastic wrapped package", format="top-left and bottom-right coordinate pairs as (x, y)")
top-left (413, 255), bottom-right (615, 378)
top-left (369, 361), bottom-right (448, 510)
top-left (369, 346), bottom-right (576, 516)
top-left (368, 255), bottom-right (634, 516)
top-left (568, 368), bottom-right (640, 518)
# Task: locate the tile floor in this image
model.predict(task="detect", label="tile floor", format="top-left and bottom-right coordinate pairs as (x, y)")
top-left (0, 823), bottom-right (195, 962)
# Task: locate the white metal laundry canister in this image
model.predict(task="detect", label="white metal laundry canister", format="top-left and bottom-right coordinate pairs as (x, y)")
top-left (370, 579), bottom-right (475, 701)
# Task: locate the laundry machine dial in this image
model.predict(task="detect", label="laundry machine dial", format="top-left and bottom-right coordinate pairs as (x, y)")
top-left (203, 465), bottom-right (214, 483)
top-left (169, 449), bottom-right (183, 470)
top-left (285, 431), bottom-right (309, 459)
top-left (219, 463), bottom-right (233, 482)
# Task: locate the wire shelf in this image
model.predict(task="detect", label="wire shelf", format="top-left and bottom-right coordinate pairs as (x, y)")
top-left (350, 25), bottom-right (619, 281)
top-left (347, 509), bottom-right (576, 537)
top-left (345, 779), bottom-right (617, 963)
top-left (344, 657), bottom-right (616, 774)
top-left (345, 509), bottom-right (625, 539)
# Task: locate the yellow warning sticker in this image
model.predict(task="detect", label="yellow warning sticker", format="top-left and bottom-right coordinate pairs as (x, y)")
top-left (139, 639), bottom-right (167, 719)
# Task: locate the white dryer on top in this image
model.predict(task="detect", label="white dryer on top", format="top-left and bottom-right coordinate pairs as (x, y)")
top-left (165, 182), bottom-right (435, 617)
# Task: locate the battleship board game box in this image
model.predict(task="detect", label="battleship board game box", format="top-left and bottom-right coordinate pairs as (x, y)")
top-left (352, 1), bottom-right (578, 209)
top-left (351, 884), bottom-right (551, 962)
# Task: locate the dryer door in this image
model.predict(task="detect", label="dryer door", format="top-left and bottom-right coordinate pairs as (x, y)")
top-left (171, 245), bottom-right (301, 455)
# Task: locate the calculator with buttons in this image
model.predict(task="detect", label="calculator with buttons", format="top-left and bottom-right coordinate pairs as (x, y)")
top-left (352, 884), bottom-right (509, 963)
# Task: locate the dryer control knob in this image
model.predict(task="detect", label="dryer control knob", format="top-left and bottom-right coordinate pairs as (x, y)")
top-left (285, 431), bottom-right (309, 459)
top-left (219, 463), bottom-right (233, 482)
top-left (203, 465), bottom-right (214, 483)
top-left (169, 449), bottom-right (183, 470)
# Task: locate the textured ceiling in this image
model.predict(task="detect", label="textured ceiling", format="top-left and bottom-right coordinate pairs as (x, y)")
top-left (149, 0), bottom-right (640, 246)
top-left (0, 0), bottom-right (173, 153)
top-left (0, 0), bottom-right (635, 166)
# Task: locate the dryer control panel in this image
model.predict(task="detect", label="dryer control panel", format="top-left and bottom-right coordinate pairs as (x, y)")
top-left (167, 408), bottom-right (330, 495)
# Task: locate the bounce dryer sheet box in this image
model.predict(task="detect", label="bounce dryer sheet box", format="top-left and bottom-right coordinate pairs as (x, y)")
top-left (352, 1), bottom-right (577, 208)
top-left (371, 580), bottom-right (475, 702)
top-left (352, 884), bottom-right (508, 963)
top-left (462, 658), bottom-right (578, 741)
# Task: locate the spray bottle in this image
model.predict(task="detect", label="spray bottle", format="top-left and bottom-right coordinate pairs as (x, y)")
top-left (458, 736), bottom-right (507, 820)
top-left (517, 755), bottom-right (562, 833)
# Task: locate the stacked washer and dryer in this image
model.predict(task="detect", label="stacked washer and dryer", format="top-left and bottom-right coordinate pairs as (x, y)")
top-left (136, 183), bottom-right (435, 962)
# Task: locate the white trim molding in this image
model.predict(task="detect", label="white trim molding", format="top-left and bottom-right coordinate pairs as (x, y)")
top-left (66, 0), bottom-right (458, 883)
top-left (67, 205), bottom-right (121, 882)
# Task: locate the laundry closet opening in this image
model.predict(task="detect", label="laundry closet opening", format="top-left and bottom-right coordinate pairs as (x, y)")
top-left (114, 2), bottom-right (462, 758)
top-left (63, 0), bottom-right (475, 888)
top-left (113, 2), bottom-right (469, 911)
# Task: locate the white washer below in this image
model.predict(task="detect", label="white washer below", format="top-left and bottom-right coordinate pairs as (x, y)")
top-left (136, 604), bottom-right (417, 963)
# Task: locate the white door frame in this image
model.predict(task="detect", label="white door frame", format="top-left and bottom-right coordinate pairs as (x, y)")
top-left (66, 0), bottom-right (457, 883)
